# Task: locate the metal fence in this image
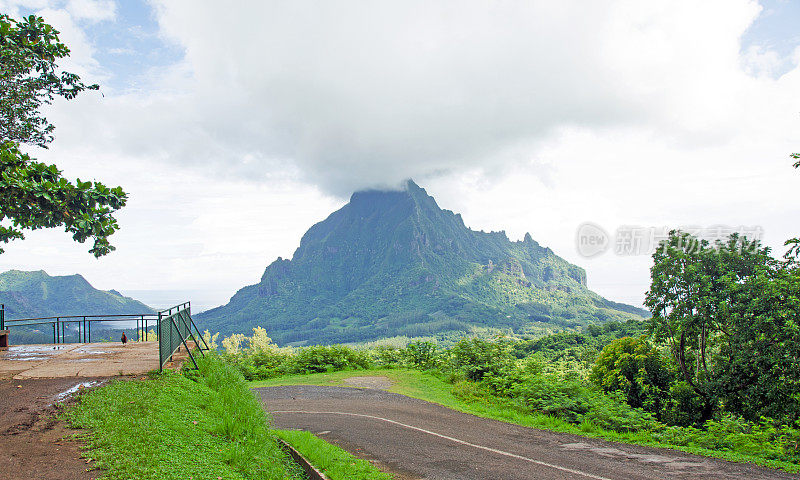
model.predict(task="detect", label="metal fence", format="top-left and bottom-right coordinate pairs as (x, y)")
top-left (157, 302), bottom-right (209, 370)
top-left (0, 302), bottom-right (210, 370)
top-left (1, 308), bottom-right (159, 344)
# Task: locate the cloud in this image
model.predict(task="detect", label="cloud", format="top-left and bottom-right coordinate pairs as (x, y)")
top-left (3, 0), bottom-right (800, 309)
top-left (65, 0), bottom-right (115, 22)
top-left (39, 0), bottom-right (794, 197)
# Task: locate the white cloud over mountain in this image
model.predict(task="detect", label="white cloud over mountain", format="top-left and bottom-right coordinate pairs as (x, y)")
top-left (0, 0), bottom-right (798, 307)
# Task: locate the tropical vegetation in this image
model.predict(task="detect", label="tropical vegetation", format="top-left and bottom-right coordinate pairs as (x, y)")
top-left (209, 230), bottom-right (800, 472)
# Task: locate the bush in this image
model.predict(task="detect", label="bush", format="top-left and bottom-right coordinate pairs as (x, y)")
top-left (402, 340), bottom-right (440, 370)
top-left (371, 345), bottom-right (404, 367)
top-left (289, 345), bottom-right (372, 373)
top-left (590, 336), bottom-right (673, 420)
top-left (449, 338), bottom-right (514, 381)
top-left (653, 415), bottom-right (800, 463)
top-left (661, 381), bottom-right (706, 427)
top-left (508, 374), bottom-right (654, 431)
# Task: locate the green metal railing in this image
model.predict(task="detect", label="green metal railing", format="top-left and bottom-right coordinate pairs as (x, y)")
top-left (0, 301), bottom-right (210, 370)
top-left (2, 311), bottom-right (160, 344)
top-left (157, 302), bottom-right (210, 371)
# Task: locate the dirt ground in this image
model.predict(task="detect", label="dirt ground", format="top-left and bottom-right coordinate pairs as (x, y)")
top-left (0, 377), bottom-right (111, 480)
top-left (0, 342), bottom-right (189, 480)
top-left (341, 375), bottom-right (393, 389)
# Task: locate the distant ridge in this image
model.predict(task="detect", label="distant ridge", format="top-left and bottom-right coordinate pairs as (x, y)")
top-left (0, 269), bottom-right (154, 318)
top-left (199, 180), bottom-right (647, 345)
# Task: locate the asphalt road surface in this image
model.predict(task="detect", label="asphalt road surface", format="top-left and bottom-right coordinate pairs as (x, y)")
top-left (256, 385), bottom-right (799, 480)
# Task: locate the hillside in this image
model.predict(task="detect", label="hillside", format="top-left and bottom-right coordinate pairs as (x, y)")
top-left (198, 181), bottom-right (647, 345)
top-left (0, 269), bottom-right (154, 318)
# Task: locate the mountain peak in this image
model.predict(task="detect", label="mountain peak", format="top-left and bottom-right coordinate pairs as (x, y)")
top-left (0, 269), bottom-right (154, 318)
top-left (348, 178), bottom-right (424, 200)
top-left (199, 180), bottom-right (646, 345)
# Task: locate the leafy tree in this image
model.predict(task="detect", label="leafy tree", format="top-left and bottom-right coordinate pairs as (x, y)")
top-left (713, 250), bottom-right (800, 424)
top-left (0, 14), bottom-right (126, 256)
top-left (590, 336), bottom-right (673, 420)
top-left (1, 14), bottom-right (98, 146)
top-left (645, 231), bottom-right (724, 419)
top-left (646, 231), bottom-right (800, 424)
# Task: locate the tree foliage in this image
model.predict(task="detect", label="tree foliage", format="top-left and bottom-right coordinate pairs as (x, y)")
top-left (0, 14), bottom-right (126, 256)
top-left (590, 336), bottom-right (672, 420)
top-left (645, 231), bottom-right (800, 424)
top-left (1, 14), bottom-right (98, 147)
top-left (0, 142), bottom-right (126, 256)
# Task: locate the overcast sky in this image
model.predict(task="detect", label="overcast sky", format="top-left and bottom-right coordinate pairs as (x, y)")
top-left (0, 0), bottom-right (798, 311)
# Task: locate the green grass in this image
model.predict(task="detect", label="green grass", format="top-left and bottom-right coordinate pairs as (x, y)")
top-left (65, 357), bottom-right (395, 480)
top-left (251, 368), bottom-right (800, 473)
top-left (66, 371), bottom-right (302, 479)
top-left (275, 429), bottom-right (392, 480)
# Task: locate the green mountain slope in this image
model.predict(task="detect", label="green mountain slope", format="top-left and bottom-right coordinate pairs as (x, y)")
top-left (198, 181), bottom-right (647, 345)
top-left (0, 269), bottom-right (154, 318)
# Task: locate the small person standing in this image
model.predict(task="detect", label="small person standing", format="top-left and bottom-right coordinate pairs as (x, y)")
top-left (121, 332), bottom-right (128, 344)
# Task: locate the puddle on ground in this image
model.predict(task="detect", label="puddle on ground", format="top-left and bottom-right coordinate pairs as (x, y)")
top-left (72, 349), bottom-right (110, 355)
top-left (53, 380), bottom-right (103, 402)
top-left (8, 345), bottom-right (69, 352)
top-left (2, 355), bottom-right (47, 361)
top-left (1, 345), bottom-right (69, 361)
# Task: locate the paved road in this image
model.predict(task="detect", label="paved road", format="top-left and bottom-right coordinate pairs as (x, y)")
top-left (256, 385), bottom-right (799, 480)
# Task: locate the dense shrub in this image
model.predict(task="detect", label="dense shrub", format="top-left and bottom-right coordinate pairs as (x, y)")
top-left (289, 345), bottom-right (372, 373)
top-left (449, 338), bottom-right (514, 381)
top-left (653, 415), bottom-right (800, 463)
top-left (371, 345), bottom-right (404, 367)
top-left (590, 336), bottom-right (673, 421)
top-left (661, 381), bottom-right (706, 427)
top-left (402, 340), bottom-right (441, 370)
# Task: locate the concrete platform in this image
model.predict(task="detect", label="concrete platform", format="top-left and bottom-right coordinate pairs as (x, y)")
top-left (0, 342), bottom-right (159, 380)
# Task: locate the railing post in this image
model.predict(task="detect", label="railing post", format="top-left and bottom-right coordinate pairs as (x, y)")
top-left (158, 311), bottom-right (163, 371)
top-left (0, 304), bottom-right (4, 330)
top-left (169, 311), bottom-right (174, 360)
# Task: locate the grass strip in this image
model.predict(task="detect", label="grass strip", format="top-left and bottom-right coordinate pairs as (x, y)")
top-left (275, 429), bottom-right (392, 480)
top-left (66, 365), bottom-right (303, 479)
top-left (251, 368), bottom-right (800, 473)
